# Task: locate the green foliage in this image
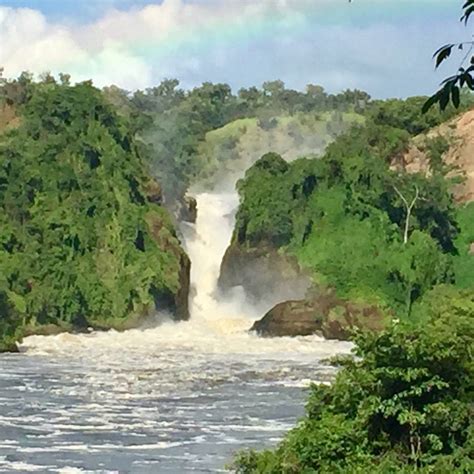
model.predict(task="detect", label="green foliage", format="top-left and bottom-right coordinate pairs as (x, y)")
top-left (424, 1), bottom-right (474, 112)
top-left (453, 203), bottom-right (474, 288)
top-left (369, 97), bottom-right (464, 135)
top-left (233, 99), bottom-right (461, 315)
top-left (423, 135), bottom-right (452, 175)
top-left (198, 112), bottom-right (363, 185)
top-left (0, 78), bottom-right (185, 347)
top-left (232, 289), bottom-right (474, 472)
top-left (235, 153), bottom-right (293, 246)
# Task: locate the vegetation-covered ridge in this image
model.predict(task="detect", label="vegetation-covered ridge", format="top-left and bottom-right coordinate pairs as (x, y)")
top-left (197, 111), bottom-right (364, 186)
top-left (0, 75), bottom-right (189, 351)
top-left (229, 95), bottom-right (474, 470)
top-left (104, 80), bottom-right (370, 205)
top-left (230, 97), bottom-right (474, 320)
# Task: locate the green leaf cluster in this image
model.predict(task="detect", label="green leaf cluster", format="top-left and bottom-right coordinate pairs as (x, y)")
top-left (423, 1), bottom-right (474, 112)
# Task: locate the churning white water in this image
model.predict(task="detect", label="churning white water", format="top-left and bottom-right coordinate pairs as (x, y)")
top-left (181, 191), bottom-right (260, 333)
top-left (0, 190), bottom-right (352, 473)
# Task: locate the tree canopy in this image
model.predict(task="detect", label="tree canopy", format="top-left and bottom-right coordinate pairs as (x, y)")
top-left (0, 76), bottom-right (187, 350)
top-left (233, 97), bottom-right (471, 317)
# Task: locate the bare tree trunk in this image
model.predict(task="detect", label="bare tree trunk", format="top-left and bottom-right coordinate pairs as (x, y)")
top-left (393, 185), bottom-right (420, 244)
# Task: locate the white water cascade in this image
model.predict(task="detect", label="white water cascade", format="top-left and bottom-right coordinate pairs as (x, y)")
top-left (181, 191), bottom-right (259, 333)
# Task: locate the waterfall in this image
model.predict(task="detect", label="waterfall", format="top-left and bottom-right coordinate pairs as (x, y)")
top-left (181, 190), bottom-right (257, 331)
top-left (19, 189), bottom-right (351, 357)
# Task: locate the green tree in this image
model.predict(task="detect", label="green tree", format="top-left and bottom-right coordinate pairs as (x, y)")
top-left (232, 288), bottom-right (474, 473)
top-left (0, 76), bottom-right (188, 348)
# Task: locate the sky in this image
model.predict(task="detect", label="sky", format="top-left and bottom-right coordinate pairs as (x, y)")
top-left (0, 0), bottom-right (470, 98)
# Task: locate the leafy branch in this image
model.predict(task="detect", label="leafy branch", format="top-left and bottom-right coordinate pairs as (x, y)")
top-left (424, 1), bottom-right (474, 112)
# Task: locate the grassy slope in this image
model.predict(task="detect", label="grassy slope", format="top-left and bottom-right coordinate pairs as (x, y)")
top-left (197, 112), bottom-right (364, 183)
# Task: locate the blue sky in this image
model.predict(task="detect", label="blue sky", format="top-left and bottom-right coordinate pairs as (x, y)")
top-left (0, 1), bottom-right (470, 97)
top-left (0, 0), bottom-right (156, 21)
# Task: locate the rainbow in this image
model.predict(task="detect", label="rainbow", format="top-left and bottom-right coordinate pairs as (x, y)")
top-left (128, 0), bottom-right (458, 62)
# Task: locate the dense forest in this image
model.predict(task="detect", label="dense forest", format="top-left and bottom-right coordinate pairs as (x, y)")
top-left (232, 97), bottom-right (474, 317)
top-left (0, 75), bottom-right (191, 351)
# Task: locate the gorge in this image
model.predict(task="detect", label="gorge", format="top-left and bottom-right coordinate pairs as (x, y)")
top-left (0, 71), bottom-right (473, 473)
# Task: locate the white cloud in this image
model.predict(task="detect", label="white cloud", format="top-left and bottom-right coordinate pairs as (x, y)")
top-left (0, 8), bottom-right (77, 74)
top-left (0, 1), bottom-right (245, 89)
top-left (0, 1), bottom-right (468, 96)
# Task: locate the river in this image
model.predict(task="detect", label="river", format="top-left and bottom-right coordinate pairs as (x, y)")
top-left (0, 191), bottom-right (352, 473)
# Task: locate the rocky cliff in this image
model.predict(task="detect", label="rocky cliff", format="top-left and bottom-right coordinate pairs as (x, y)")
top-left (395, 108), bottom-right (474, 203)
top-left (218, 242), bottom-right (311, 311)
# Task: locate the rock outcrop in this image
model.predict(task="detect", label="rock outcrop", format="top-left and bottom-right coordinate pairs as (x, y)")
top-left (218, 243), bottom-right (311, 311)
top-left (144, 178), bottom-right (163, 205)
top-left (146, 210), bottom-right (191, 321)
top-left (179, 196), bottom-right (198, 223)
top-left (174, 252), bottom-right (191, 320)
top-left (394, 108), bottom-right (474, 204)
top-left (251, 296), bottom-right (388, 340)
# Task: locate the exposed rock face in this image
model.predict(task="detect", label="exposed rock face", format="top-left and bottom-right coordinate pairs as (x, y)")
top-left (218, 243), bottom-right (311, 311)
top-left (147, 253), bottom-right (190, 322)
top-left (0, 104), bottom-right (20, 132)
top-left (179, 196), bottom-right (197, 223)
top-left (395, 108), bottom-right (474, 204)
top-left (251, 296), bottom-right (388, 340)
top-left (144, 179), bottom-right (163, 205)
top-left (153, 251), bottom-right (190, 322)
top-left (146, 210), bottom-right (191, 321)
top-left (175, 252), bottom-right (191, 320)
